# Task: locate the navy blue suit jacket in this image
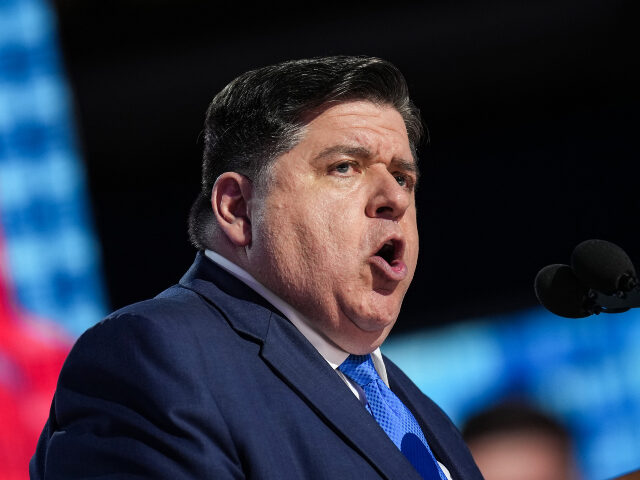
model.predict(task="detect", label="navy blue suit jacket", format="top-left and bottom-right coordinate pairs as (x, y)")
top-left (31, 252), bottom-right (483, 479)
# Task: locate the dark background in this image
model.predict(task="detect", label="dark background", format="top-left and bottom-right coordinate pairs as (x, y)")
top-left (51, 0), bottom-right (638, 333)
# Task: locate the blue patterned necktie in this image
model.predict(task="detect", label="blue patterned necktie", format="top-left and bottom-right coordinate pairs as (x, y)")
top-left (338, 354), bottom-right (447, 480)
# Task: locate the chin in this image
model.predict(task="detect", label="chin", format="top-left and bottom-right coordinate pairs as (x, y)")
top-left (331, 294), bottom-right (402, 351)
top-left (353, 314), bottom-right (397, 333)
top-left (337, 327), bottom-right (391, 355)
top-left (360, 302), bottom-right (402, 331)
top-left (344, 310), bottom-right (397, 342)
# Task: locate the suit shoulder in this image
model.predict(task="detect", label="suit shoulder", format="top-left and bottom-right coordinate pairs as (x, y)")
top-left (67, 284), bottom-right (231, 376)
top-left (109, 283), bottom-right (214, 321)
top-left (87, 284), bottom-right (228, 339)
top-left (58, 285), bottom-right (230, 410)
top-left (37, 288), bottom-right (243, 479)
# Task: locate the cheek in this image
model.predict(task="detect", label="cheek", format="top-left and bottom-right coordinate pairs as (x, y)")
top-left (301, 195), bottom-right (356, 251)
top-left (272, 201), bottom-right (336, 276)
top-left (408, 232), bottom-right (419, 269)
top-left (405, 213), bottom-right (420, 270)
top-left (264, 188), bottom-right (372, 285)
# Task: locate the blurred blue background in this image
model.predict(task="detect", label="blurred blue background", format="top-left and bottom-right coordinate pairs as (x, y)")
top-left (0, 0), bottom-right (105, 335)
top-left (384, 308), bottom-right (640, 479)
top-left (0, 0), bottom-right (637, 479)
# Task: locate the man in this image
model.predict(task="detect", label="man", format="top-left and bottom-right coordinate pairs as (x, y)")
top-left (31, 56), bottom-right (483, 479)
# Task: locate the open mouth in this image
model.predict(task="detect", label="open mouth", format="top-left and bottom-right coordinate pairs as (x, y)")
top-left (370, 237), bottom-right (408, 281)
top-left (376, 240), bottom-right (397, 265)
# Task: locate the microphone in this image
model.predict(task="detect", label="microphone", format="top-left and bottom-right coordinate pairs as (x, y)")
top-left (534, 264), bottom-right (592, 318)
top-left (535, 239), bottom-right (640, 318)
top-left (571, 239), bottom-right (637, 294)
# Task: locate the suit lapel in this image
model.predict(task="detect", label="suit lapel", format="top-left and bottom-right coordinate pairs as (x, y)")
top-left (260, 316), bottom-right (423, 480)
top-left (179, 252), bottom-right (281, 342)
top-left (179, 253), bottom-right (423, 480)
top-left (387, 359), bottom-right (482, 480)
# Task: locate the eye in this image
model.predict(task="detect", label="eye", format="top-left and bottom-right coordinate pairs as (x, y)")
top-left (330, 161), bottom-right (359, 176)
top-left (393, 173), bottom-right (415, 190)
top-left (334, 162), bottom-right (352, 174)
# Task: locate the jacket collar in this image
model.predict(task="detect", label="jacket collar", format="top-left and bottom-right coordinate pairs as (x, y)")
top-left (179, 251), bottom-right (281, 342)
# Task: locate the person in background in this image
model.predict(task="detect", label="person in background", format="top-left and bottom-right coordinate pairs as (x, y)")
top-left (462, 401), bottom-right (580, 480)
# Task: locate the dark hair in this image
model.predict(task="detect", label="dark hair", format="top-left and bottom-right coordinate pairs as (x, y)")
top-left (188, 55), bottom-right (425, 250)
top-left (462, 401), bottom-right (572, 446)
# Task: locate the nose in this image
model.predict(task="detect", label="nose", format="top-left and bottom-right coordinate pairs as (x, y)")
top-left (365, 168), bottom-right (411, 220)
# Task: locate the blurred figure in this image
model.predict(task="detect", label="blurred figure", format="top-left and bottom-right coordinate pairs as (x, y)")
top-left (0, 234), bottom-right (70, 480)
top-left (462, 401), bottom-right (580, 480)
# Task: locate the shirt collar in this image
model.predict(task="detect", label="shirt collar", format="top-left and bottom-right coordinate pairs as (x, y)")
top-left (203, 249), bottom-right (388, 385)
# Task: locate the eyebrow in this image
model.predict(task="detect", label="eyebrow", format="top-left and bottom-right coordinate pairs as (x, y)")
top-left (314, 144), bottom-right (420, 179)
top-left (314, 145), bottom-right (372, 161)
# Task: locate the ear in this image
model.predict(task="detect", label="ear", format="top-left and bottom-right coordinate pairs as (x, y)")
top-left (211, 172), bottom-right (253, 246)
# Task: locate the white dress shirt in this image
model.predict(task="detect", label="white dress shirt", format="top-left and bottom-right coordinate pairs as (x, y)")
top-left (203, 250), bottom-right (452, 480)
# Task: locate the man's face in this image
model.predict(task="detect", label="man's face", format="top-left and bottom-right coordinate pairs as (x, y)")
top-left (247, 100), bottom-right (419, 354)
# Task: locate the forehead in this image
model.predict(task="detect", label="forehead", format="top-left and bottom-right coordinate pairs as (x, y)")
top-left (301, 101), bottom-right (412, 158)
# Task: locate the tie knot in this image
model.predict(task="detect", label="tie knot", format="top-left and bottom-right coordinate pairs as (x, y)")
top-left (338, 354), bottom-right (380, 387)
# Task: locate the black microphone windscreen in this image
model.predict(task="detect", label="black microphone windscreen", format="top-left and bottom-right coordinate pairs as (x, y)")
top-left (534, 264), bottom-right (592, 318)
top-left (571, 239), bottom-right (636, 295)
